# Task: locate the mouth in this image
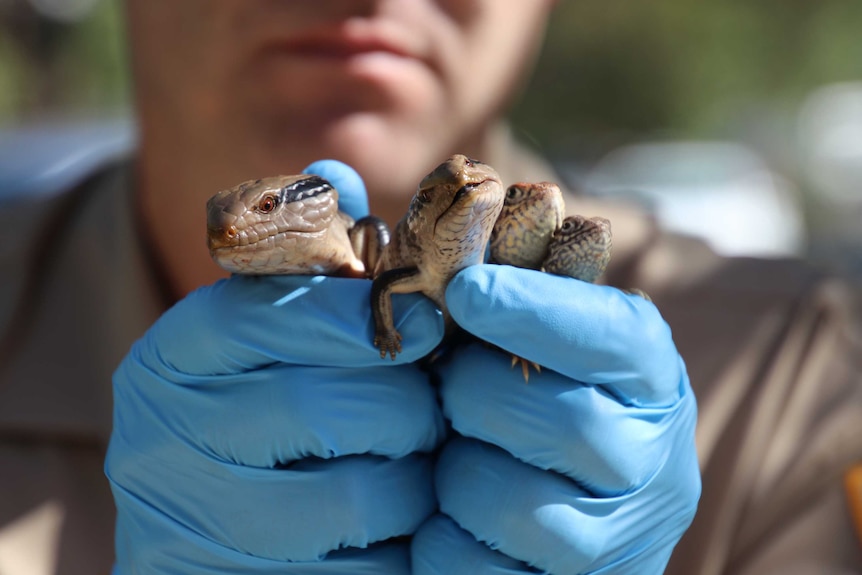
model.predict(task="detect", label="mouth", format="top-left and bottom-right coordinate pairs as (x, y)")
top-left (278, 36), bottom-right (410, 61)
top-left (433, 177), bottom-right (502, 235)
top-left (207, 223), bottom-right (327, 254)
top-left (244, 18), bottom-right (439, 116)
top-left (443, 177), bottom-right (498, 212)
top-left (258, 22), bottom-right (421, 63)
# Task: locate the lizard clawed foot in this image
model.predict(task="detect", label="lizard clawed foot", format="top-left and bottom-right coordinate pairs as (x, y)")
top-left (625, 288), bottom-right (651, 302)
top-left (510, 353), bottom-right (541, 383)
top-left (374, 331), bottom-right (403, 360)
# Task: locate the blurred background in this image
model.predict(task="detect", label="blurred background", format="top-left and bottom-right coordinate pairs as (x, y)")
top-left (1, 0), bottom-right (860, 275)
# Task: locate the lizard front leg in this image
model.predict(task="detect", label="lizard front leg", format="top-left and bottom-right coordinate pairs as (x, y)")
top-left (349, 215), bottom-right (390, 278)
top-left (370, 266), bottom-right (422, 360)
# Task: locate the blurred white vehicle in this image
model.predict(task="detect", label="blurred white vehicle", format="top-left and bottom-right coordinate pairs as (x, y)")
top-left (798, 82), bottom-right (862, 206)
top-left (582, 141), bottom-right (806, 258)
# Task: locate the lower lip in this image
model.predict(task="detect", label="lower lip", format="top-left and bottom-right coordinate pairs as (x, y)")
top-left (260, 40), bottom-right (423, 74)
top-left (260, 36), bottom-right (413, 62)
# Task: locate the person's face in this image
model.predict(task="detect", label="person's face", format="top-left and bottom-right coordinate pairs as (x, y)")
top-left (127, 0), bottom-right (554, 211)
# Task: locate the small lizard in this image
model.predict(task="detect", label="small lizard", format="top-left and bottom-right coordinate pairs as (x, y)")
top-left (544, 215), bottom-right (649, 299)
top-left (371, 154), bottom-right (505, 360)
top-left (206, 174), bottom-right (388, 277)
top-left (490, 181), bottom-right (565, 269)
top-left (543, 215), bottom-right (613, 281)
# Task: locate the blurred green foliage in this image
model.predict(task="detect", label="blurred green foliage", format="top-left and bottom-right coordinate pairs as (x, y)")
top-left (0, 0), bottom-right (127, 123)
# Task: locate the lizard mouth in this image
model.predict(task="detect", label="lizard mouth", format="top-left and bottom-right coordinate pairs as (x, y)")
top-left (208, 227), bottom-right (330, 274)
top-left (210, 226), bottom-right (325, 249)
top-left (438, 177), bottom-right (497, 216)
top-left (433, 177), bottom-right (501, 239)
top-left (208, 224), bottom-right (329, 254)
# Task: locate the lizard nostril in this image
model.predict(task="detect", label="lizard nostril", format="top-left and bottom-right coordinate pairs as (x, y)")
top-left (225, 225), bottom-right (238, 239)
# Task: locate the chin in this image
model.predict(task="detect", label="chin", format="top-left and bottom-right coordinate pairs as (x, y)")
top-left (246, 52), bottom-right (454, 151)
top-left (318, 112), bottom-right (456, 196)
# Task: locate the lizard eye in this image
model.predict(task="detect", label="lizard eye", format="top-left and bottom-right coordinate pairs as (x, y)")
top-left (417, 189), bottom-right (432, 203)
top-left (561, 216), bottom-right (584, 233)
top-left (506, 186), bottom-right (523, 202)
top-left (258, 194), bottom-right (278, 213)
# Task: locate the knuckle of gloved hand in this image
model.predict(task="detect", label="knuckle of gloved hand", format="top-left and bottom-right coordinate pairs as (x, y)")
top-left (635, 305), bottom-right (676, 359)
top-left (629, 310), bottom-right (684, 403)
top-left (650, 426), bottom-right (701, 533)
top-left (656, 476), bottom-right (701, 543)
top-left (672, 446), bottom-right (702, 528)
top-left (146, 285), bottom-right (237, 375)
top-left (456, 500), bottom-right (606, 574)
top-left (104, 426), bottom-right (160, 497)
top-left (679, 479), bottom-right (702, 530)
top-left (529, 520), bottom-right (608, 574)
top-left (103, 443), bottom-right (125, 488)
top-left (604, 457), bottom-right (662, 497)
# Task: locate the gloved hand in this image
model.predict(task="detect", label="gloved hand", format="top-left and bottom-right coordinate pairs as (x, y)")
top-left (105, 161), bottom-right (446, 573)
top-left (412, 266), bottom-right (700, 574)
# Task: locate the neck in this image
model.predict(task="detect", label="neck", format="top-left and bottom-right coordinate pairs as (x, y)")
top-left (135, 150), bottom-right (230, 300)
top-left (365, 130), bottom-right (491, 228)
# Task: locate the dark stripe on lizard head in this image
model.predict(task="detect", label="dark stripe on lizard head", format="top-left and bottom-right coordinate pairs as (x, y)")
top-left (281, 175), bottom-right (333, 204)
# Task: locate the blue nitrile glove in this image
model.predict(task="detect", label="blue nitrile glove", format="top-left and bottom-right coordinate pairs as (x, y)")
top-left (412, 266), bottom-right (700, 574)
top-left (105, 161), bottom-right (447, 573)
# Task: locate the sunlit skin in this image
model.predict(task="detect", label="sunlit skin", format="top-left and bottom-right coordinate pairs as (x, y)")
top-left (126, 0), bottom-right (555, 297)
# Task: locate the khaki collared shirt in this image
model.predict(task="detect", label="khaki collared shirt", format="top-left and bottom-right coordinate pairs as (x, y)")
top-left (1, 143), bottom-right (861, 573)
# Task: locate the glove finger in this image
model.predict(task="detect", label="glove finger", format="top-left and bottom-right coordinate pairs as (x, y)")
top-left (445, 265), bottom-right (682, 407)
top-left (412, 514), bottom-right (537, 575)
top-left (437, 342), bottom-right (694, 495)
top-left (114, 520), bottom-right (413, 573)
top-left (435, 438), bottom-right (698, 575)
top-left (107, 438), bottom-right (436, 563)
top-left (303, 159), bottom-right (369, 220)
top-left (115, 357), bottom-right (445, 465)
top-left (151, 274), bottom-right (443, 375)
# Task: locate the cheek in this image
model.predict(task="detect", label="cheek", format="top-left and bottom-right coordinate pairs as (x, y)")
top-left (128, 1), bottom-right (246, 119)
top-left (444, 1), bottom-right (552, 119)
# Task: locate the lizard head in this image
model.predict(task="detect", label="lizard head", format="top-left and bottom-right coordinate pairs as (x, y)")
top-left (499, 182), bottom-right (565, 226)
top-left (206, 174), bottom-right (339, 273)
top-left (405, 154), bottom-right (504, 252)
top-left (544, 215), bottom-right (613, 283)
top-left (490, 181), bottom-right (566, 269)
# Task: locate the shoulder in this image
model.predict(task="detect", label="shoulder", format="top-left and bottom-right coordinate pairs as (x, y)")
top-left (0, 120), bottom-right (135, 333)
top-left (0, 119), bottom-right (135, 203)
